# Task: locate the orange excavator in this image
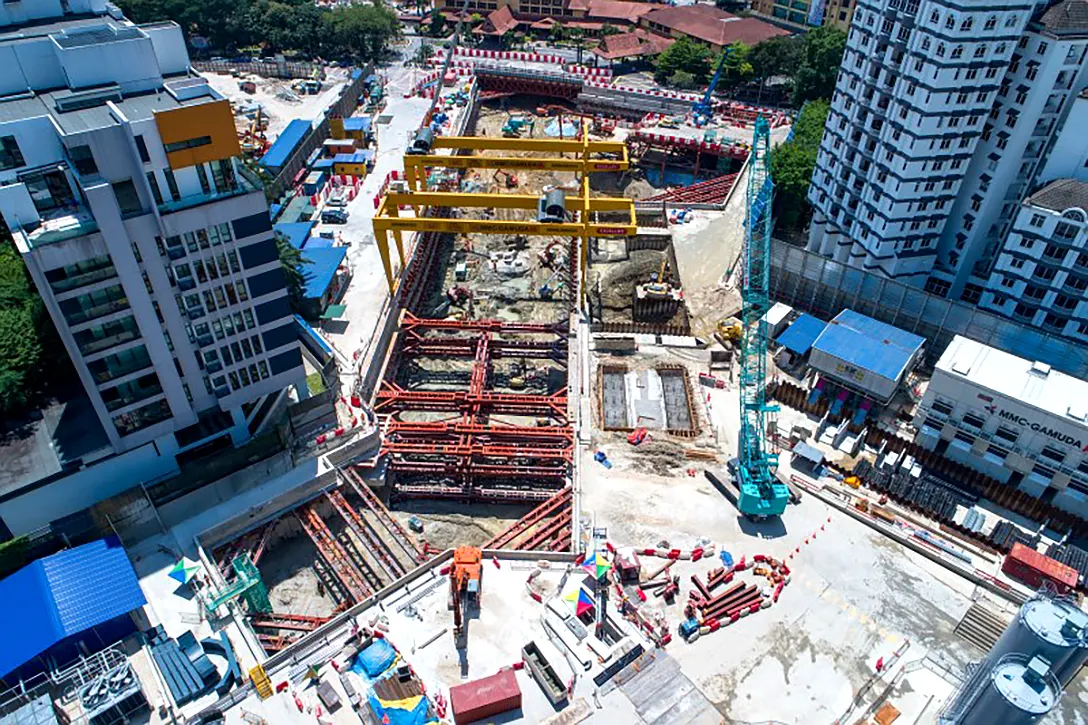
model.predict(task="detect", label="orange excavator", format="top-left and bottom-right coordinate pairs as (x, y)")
top-left (449, 546), bottom-right (482, 647)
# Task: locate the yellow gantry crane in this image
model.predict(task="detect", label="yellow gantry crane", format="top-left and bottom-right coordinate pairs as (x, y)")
top-left (372, 122), bottom-right (635, 298)
top-left (400, 124), bottom-right (629, 191)
top-left (372, 176), bottom-right (635, 295)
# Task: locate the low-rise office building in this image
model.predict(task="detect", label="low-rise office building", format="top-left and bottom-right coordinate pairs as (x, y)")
top-left (914, 335), bottom-right (1088, 517)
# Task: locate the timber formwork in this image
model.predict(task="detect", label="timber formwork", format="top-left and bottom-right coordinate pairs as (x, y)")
top-left (376, 313), bottom-right (574, 503)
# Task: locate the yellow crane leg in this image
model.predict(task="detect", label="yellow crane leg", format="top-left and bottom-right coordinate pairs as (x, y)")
top-left (392, 229), bottom-right (406, 267)
top-left (375, 228), bottom-right (396, 294)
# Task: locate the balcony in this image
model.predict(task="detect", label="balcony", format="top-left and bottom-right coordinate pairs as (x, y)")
top-left (196, 333), bottom-right (215, 348)
top-left (177, 277), bottom-right (197, 291)
top-left (65, 299), bottom-right (130, 327)
top-left (20, 209), bottom-right (100, 250)
top-left (156, 164), bottom-right (263, 215)
top-left (77, 327), bottom-right (140, 356)
top-left (91, 356), bottom-right (152, 385)
top-left (214, 385), bottom-right (232, 399)
top-left (186, 306), bottom-right (206, 320)
top-left (167, 246), bottom-right (187, 261)
top-left (205, 360), bottom-right (223, 373)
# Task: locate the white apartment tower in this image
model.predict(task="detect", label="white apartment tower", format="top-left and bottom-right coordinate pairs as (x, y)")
top-left (0, 0), bottom-right (306, 532)
top-left (807, 0), bottom-right (1036, 286)
top-left (806, 0), bottom-right (1088, 297)
top-left (933, 4), bottom-right (1088, 301)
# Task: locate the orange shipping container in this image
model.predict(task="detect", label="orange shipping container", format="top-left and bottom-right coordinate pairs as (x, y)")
top-left (1002, 542), bottom-right (1078, 594)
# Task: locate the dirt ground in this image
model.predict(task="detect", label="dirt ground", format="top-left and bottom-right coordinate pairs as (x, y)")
top-left (415, 228), bottom-right (574, 323)
top-left (389, 501), bottom-right (534, 550)
top-left (592, 245), bottom-right (690, 328)
top-left (259, 535), bottom-right (338, 618)
top-left (203, 67), bottom-right (350, 140)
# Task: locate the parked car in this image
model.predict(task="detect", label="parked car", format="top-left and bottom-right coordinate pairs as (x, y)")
top-left (326, 190), bottom-right (349, 207)
top-left (321, 209), bottom-right (349, 224)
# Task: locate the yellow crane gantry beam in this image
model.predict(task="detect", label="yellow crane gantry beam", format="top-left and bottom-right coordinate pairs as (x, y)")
top-left (403, 120), bottom-right (628, 190)
top-left (372, 177), bottom-right (633, 296)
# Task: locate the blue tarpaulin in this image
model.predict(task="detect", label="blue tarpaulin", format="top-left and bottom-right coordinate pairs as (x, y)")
top-left (354, 639), bottom-right (396, 678)
top-left (776, 314), bottom-right (826, 356)
top-left (260, 119), bottom-right (312, 171)
top-left (812, 309), bottom-right (925, 381)
top-left (274, 221), bottom-right (316, 250)
top-left (333, 151), bottom-right (374, 164)
top-left (302, 246), bottom-right (347, 300)
top-left (0, 537), bottom-right (145, 677)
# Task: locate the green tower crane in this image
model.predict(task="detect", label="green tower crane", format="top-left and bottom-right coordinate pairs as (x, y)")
top-left (737, 115), bottom-right (790, 520)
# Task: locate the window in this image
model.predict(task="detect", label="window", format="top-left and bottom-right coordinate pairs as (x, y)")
top-left (1038, 41), bottom-right (1048, 55)
top-left (932, 398), bottom-right (954, 416)
top-left (954, 431), bottom-right (976, 445)
top-left (994, 426), bottom-right (1018, 444)
top-left (146, 172), bottom-right (163, 206)
top-left (163, 136), bottom-right (212, 153)
top-left (985, 15), bottom-right (997, 30)
top-left (0, 135), bottom-right (25, 171)
top-left (111, 180), bottom-right (142, 216)
top-left (962, 413), bottom-right (985, 429)
top-left (134, 135), bottom-right (150, 164)
top-left (164, 168), bottom-right (180, 201)
top-left (196, 164), bottom-right (211, 195)
top-left (69, 144), bottom-right (97, 175)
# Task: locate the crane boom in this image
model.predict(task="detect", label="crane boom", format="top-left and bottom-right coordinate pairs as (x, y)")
top-left (692, 49), bottom-right (730, 125)
top-left (737, 116), bottom-right (789, 519)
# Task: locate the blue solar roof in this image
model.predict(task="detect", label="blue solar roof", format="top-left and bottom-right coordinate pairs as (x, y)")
top-left (260, 119), bottom-right (312, 170)
top-left (302, 246), bottom-right (347, 299)
top-left (812, 309), bottom-right (926, 381)
top-left (343, 117), bottom-right (371, 132)
top-left (274, 221), bottom-right (316, 250)
top-left (0, 538), bottom-right (145, 677)
top-left (776, 314), bottom-right (826, 355)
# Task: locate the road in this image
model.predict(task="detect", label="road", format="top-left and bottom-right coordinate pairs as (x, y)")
top-left (316, 53), bottom-right (431, 375)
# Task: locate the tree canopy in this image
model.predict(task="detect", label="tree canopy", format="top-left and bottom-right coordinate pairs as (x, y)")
top-left (790, 27), bottom-right (847, 104)
top-left (0, 229), bottom-right (67, 417)
top-left (654, 37), bottom-right (714, 85)
top-left (275, 235), bottom-right (309, 312)
top-left (116, 0), bottom-right (401, 60)
top-left (769, 100), bottom-right (829, 231)
top-left (655, 29), bottom-right (845, 105)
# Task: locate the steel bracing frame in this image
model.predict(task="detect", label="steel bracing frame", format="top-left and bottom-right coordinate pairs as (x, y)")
top-left (377, 313), bottom-right (573, 503)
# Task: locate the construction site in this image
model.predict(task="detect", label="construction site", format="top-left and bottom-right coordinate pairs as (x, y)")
top-left (7, 39), bottom-right (1088, 725)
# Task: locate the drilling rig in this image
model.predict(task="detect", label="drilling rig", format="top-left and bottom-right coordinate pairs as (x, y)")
top-left (449, 546), bottom-right (482, 647)
top-left (736, 116), bottom-right (790, 520)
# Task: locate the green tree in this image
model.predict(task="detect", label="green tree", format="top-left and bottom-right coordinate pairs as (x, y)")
top-left (326, 4), bottom-right (400, 61)
top-left (749, 36), bottom-right (802, 81)
top-left (654, 37), bottom-right (713, 85)
top-left (0, 235), bottom-right (51, 416)
top-left (601, 24), bottom-right (621, 36)
top-left (427, 7), bottom-right (446, 37)
top-left (717, 42), bottom-right (754, 88)
top-left (668, 70), bottom-right (696, 90)
top-left (549, 21), bottom-right (566, 42)
top-left (792, 27), bottom-right (846, 104)
top-left (276, 235), bottom-right (309, 312)
top-left (769, 100), bottom-right (829, 230)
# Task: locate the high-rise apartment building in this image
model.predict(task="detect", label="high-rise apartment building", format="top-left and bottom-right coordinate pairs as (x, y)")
top-left (806, 0), bottom-right (1088, 302)
top-left (807, 0), bottom-right (1037, 285)
top-left (0, 0), bottom-right (305, 531)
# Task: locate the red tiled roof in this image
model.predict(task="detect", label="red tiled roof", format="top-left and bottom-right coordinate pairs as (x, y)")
top-left (583, 0), bottom-right (656, 23)
top-left (644, 5), bottom-right (791, 46)
top-left (478, 6), bottom-right (520, 35)
top-left (592, 29), bottom-right (674, 59)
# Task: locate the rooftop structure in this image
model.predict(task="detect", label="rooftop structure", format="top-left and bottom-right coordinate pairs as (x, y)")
top-left (259, 118), bottom-right (312, 172)
top-left (934, 335), bottom-right (1088, 428)
top-left (0, 538), bottom-right (145, 679)
top-left (808, 309), bottom-right (925, 403)
top-left (591, 29), bottom-right (675, 62)
top-left (641, 5), bottom-right (791, 50)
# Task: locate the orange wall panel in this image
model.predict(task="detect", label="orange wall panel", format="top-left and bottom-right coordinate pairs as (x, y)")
top-left (154, 100), bottom-right (241, 170)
